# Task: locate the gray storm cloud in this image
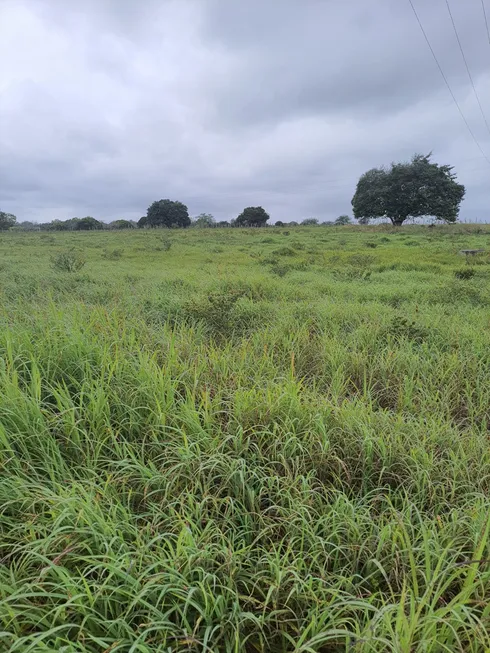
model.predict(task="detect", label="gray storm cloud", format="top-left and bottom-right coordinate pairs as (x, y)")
top-left (1, 0), bottom-right (489, 223)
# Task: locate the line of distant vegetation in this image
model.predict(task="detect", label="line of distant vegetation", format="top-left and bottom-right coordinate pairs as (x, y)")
top-left (0, 153), bottom-right (470, 231)
top-left (1, 210), bottom-right (356, 232)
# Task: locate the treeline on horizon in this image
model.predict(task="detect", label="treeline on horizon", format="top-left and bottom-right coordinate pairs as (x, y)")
top-left (1, 153), bottom-right (473, 231)
top-left (4, 204), bottom-right (356, 232)
top-left (6, 214), bottom-right (485, 232)
top-left (10, 217), bottom-right (352, 231)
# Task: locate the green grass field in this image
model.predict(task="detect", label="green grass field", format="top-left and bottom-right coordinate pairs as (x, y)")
top-left (0, 224), bottom-right (489, 652)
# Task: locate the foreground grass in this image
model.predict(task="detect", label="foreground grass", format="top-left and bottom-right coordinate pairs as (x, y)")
top-left (0, 225), bottom-right (489, 651)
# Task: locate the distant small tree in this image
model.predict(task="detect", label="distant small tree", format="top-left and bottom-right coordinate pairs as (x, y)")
top-left (352, 153), bottom-right (465, 226)
top-left (142, 199), bottom-right (191, 228)
top-left (322, 221), bottom-right (334, 226)
top-left (0, 211), bottom-right (17, 230)
top-left (301, 218), bottom-right (319, 226)
top-left (47, 219), bottom-right (69, 231)
top-left (49, 218), bottom-right (82, 231)
top-left (18, 221), bottom-right (37, 231)
top-left (110, 219), bottom-right (134, 229)
top-left (217, 220), bottom-right (230, 228)
top-left (75, 217), bottom-right (103, 230)
top-left (193, 213), bottom-right (216, 228)
top-left (335, 215), bottom-right (352, 225)
top-left (274, 221), bottom-right (285, 227)
top-left (235, 206), bottom-right (270, 227)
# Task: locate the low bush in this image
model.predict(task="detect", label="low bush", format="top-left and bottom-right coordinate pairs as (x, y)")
top-left (387, 316), bottom-right (430, 343)
top-left (454, 268), bottom-right (475, 280)
top-left (50, 248), bottom-right (86, 272)
top-left (270, 263), bottom-right (290, 277)
top-left (273, 246), bottom-right (296, 257)
top-left (102, 248), bottom-right (124, 260)
top-left (157, 238), bottom-right (172, 251)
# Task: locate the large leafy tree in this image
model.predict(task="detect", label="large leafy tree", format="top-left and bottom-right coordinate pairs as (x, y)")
top-left (141, 199), bottom-right (191, 228)
top-left (352, 154), bottom-right (465, 226)
top-left (235, 206), bottom-right (270, 227)
top-left (0, 211), bottom-right (17, 230)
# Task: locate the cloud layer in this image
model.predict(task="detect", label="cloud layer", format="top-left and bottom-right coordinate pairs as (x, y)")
top-left (1, 0), bottom-right (489, 223)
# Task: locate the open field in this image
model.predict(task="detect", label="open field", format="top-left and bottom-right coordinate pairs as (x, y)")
top-left (0, 224), bottom-right (490, 651)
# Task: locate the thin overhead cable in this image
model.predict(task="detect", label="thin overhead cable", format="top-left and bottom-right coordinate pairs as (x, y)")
top-left (482, 0), bottom-right (490, 44)
top-left (445, 0), bottom-right (490, 137)
top-left (407, 0), bottom-right (490, 167)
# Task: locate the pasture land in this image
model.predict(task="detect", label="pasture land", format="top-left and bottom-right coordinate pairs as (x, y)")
top-left (0, 224), bottom-right (489, 651)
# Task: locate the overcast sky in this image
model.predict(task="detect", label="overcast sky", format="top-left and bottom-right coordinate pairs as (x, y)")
top-left (1, 0), bottom-right (490, 223)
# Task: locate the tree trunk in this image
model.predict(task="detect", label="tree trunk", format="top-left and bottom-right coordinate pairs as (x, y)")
top-left (390, 217), bottom-right (406, 226)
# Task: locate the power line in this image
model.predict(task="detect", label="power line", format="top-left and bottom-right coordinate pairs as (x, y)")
top-left (407, 0), bottom-right (490, 167)
top-left (445, 0), bottom-right (490, 138)
top-left (482, 0), bottom-right (490, 45)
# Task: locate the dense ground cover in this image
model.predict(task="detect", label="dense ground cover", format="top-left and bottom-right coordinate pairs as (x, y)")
top-left (0, 224), bottom-right (489, 651)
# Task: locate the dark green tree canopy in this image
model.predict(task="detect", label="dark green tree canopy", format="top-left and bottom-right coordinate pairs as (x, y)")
top-left (0, 211), bottom-right (17, 230)
top-left (352, 154), bottom-right (465, 226)
top-left (47, 219), bottom-right (71, 231)
top-left (110, 219), bottom-right (134, 229)
top-left (235, 206), bottom-right (270, 227)
top-left (47, 218), bottom-right (83, 231)
top-left (335, 215), bottom-right (352, 225)
top-left (75, 217), bottom-right (103, 230)
top-left (274, 221), bottom-right (285, 227)
top-left (301, 218), bottom-right (319, 226)
top-left (142, 199), bottom-right (191, 228)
